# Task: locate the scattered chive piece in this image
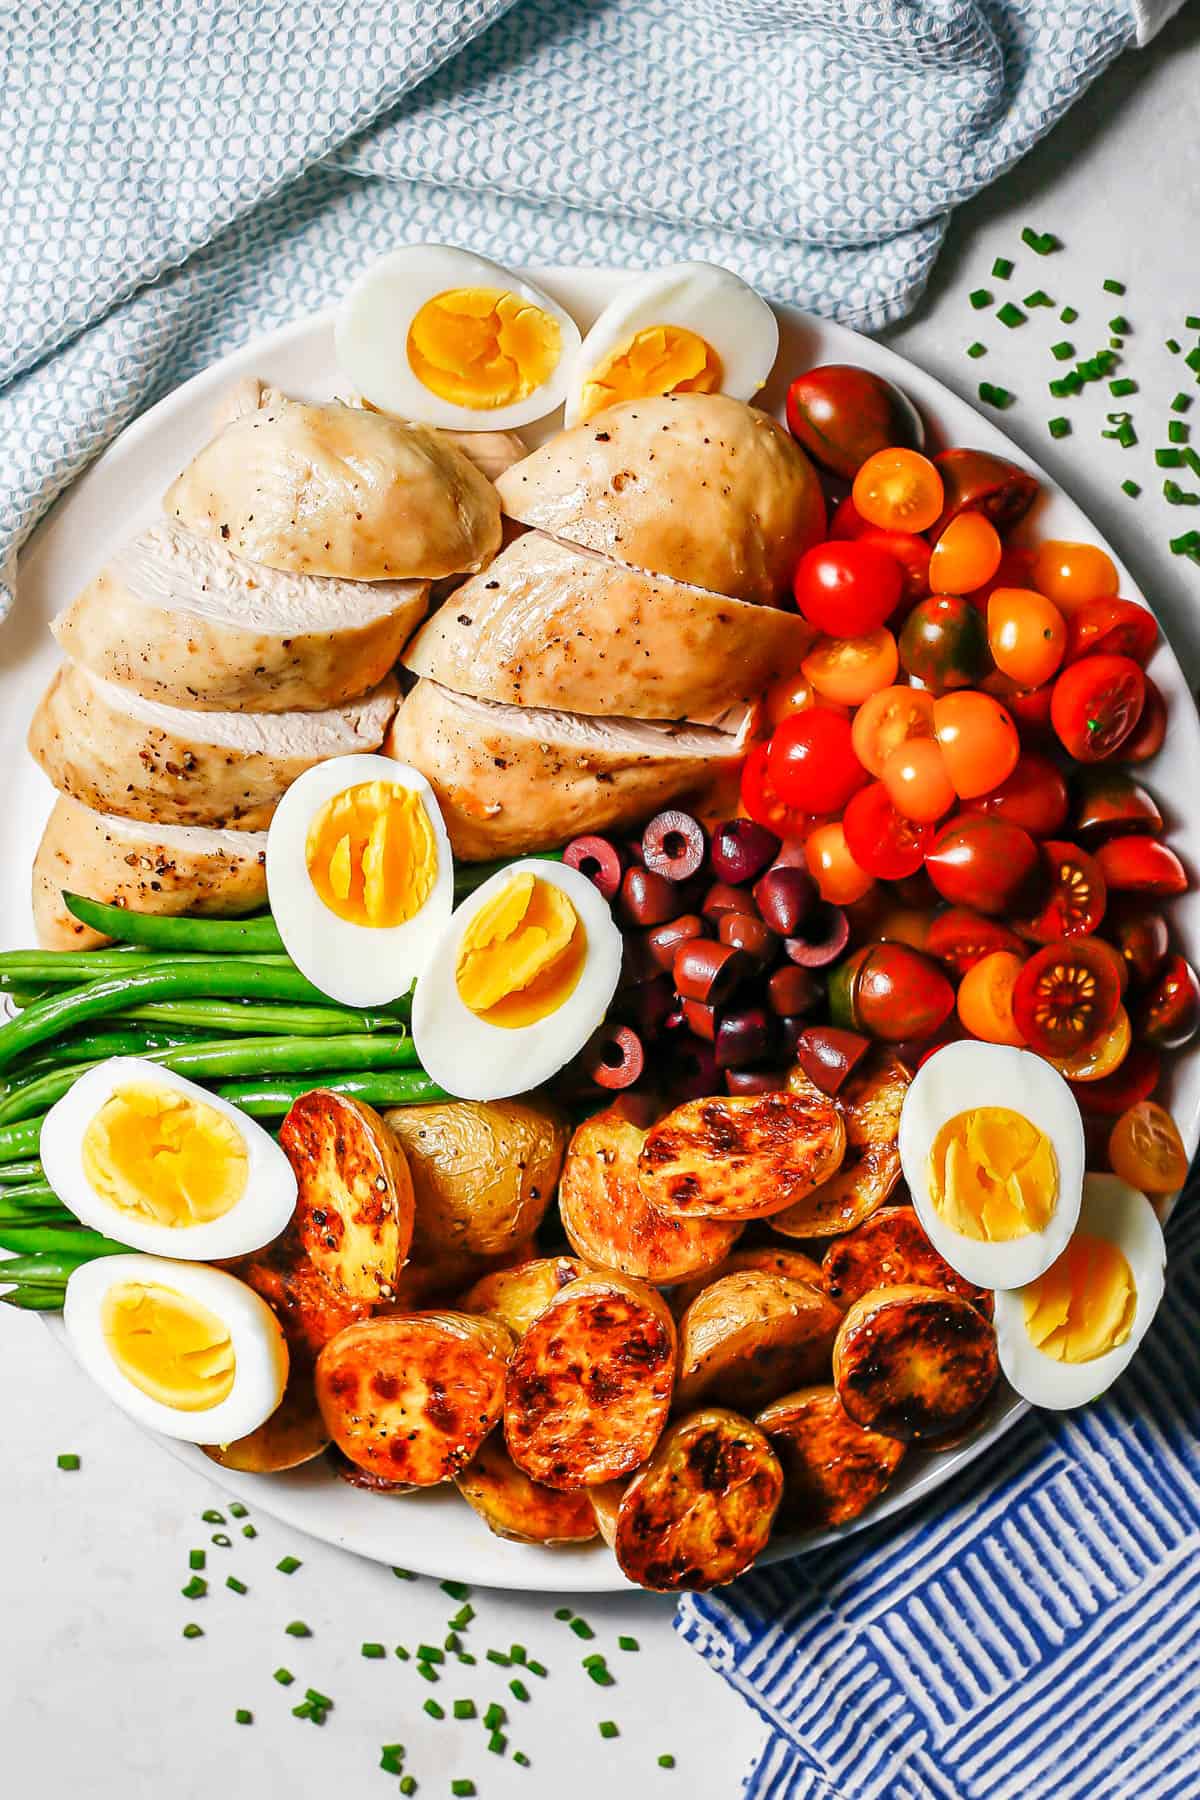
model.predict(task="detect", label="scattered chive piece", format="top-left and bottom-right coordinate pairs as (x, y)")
top-left (182, 1577), bottom-right (207, 1600)
top-left (189, 1550), bottom-right (206, 1571)
top-left (587, 1666), bottom-right (615, 1687)
top-left (992, 256), bottom-right (1014, 279)
top-left (274, 1668), bottom-right (294, 1686)
top-left (554, 1607), bottom-right (572, 1620)
top-left (658, 1755), bottom-right (676, 1770)
top-left (582, 1653), bottom-right (605, 1670)
top-left (202, 1509), bottom-right (224, 1524)
top-left (1049, 374), bottom-right (1082, 398)
top-left (380, 1751), bottom-right (404, 1776)
top-left (1164, 480), bottom-right (1200, 505)
top-left (996, 303), bottom-right (1025, 328)
top-left (1167, 338), bottom-right (1181, 353)
top-left (1108, 316), bottom-right (1131, 336)
top-left (182, 1623), bottom-right (204, 1640)
top-left (488, 1731), bottom-right (507, 1755)
top-left (484, 1704), bottom-right (506, 1731)
top-left (1170, 530), bottom-right (1200, 560)
top-left (400, 1779), bottom-right (418, 1796)
top-left (56, 1453), bottom-right (80, 1471)
top-left (1156, 448), bottom-right (1185, 467)
top-left (226, 1576), bottom-right (247, 1595)
top-left (211, 1533), bottom-right (232, 1548)
top-left (453, 1699), bottom-right (476, 1720)
top-left (361, 1642), bottom-right (386, 1660)
top-left (241, 1524), bottom-right (257, 1540)
top-left (392, 1566), bottom-right (416, 1580)
top-left (1022, 227), bottom-right (1058, 255)
top-left (527, 1661), bottom-right (547, 1679)
top-left (1186, 316), bottom-right (1200, 330)
top-left (418, 1645), bottom-right (445, 1664)
top-left (1061, 305), bottom-right (1078, 323)
top-left (1109, 337), bottom-right (1124, 351)
top-left (441, 1579), bottom-right (471, 1600)
top-left (570, 1619), bottom-right (596, 1640)
top-left (291, 1702), bottom-right (313, 1721)
top-left (235, 1709), bottom-right (252, 1726)
top-left (1109, 378), bottom-right (1137, 397)
top-left (1051, 341), bottom-right (1074, 361)
top-left (285, 1620), bottom-right (311, 1637)
top-left (305, 1686), bottom-right (332, 1709)
top-left (509, 1644), bottom-right (527, 1665)
top-left (599, 1721), bottom-right (620, 1740)
top-left (1122, 479), bottom-right (1141, 498)
top-left (1187, 347), bottom-right (1200, 374)
top-left (229, 1501), bottom-right (248, 1518)
top-left (276, 1555), bottom-right (301, 1574)
top-left (1047, 418), bottom-right (1070, 439)
top-left (510, 1680), bottom-right (530, 1703)
top-left (978, 382), bottom-right (1014, 409)
top-left (1024, 289), bottom-right (1053, 308)
top-left (514, 1753), bottom-right (530, 1769)
top-left (396, 1646), bottom-right (411, 1661)
top-left (618, 1637), bottom-right (640, 1653)
top-left (1172, 393), bottom-right (1192, 412)
top-left (457, 1653), bottom-right (477, 1668)
top-left (486, 1649), bottom-right (512, 1667)
top-left (1169, 421), bottom-right (1190, 444)
top-left (417, 1665), bottom-right (440, 1684)
top-left (450, 1604), bottom-right (475, 1629)
top-left (451, 1782), bottom-right (476, 1798)
top-left (1185, 448), bottom-right (1200, 478)
top-left (966, 341), bottom-right (987, 359)
top-left (1103, 278), bottom-right (1125, 294)
top-left (969, 288), bottom-right (992, 310)
top-left (444, 1633), bottom-right (461, 1653)
top-left (423, 1699), bottom-right (445, 1721)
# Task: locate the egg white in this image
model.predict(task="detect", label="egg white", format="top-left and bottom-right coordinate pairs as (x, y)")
top-left (564, 262), bottom-right (779, 426)
top-left (994, 1174), bottom-right (1166, 1409)
top-left (41, 1057), bottom-right (297, 1260)
top-left (63, 1253), bottom-right (289, 1443)
top-left (267, 754), bottom-right (453, 1008)
top-left (899, 1041), bottom-right (1085, 1290)
top-left (335, 245), bottom-right (581, 431)
top-left (412, 858), bottom-right (622, 1102)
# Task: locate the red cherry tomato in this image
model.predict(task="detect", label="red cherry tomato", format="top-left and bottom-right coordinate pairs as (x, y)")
top-left (855, 528), bottom-right (932, 606)
top-left (739, 742), bottom-right (813, 838)
top-left (898, 595), bottom-right (990, 693)
top-left (1120, 677), bottom-right (1166, 763)
top-left (785, 366), bottom-right (923, 480)
top-left (926, 907), bottom-right (1027, 978)
top-left (1019, 840), bottom-right (1107, 943)
top-left (984, 672), bottom-right (1056, 739)
top-left (1012, 939), bottom-right (1122, 1059)
top-left (763, 670), bottom-right (848, 730)
top-left (1137, 954), bottom-right (1200, 1050)
top-left (1051, 654), bottom-right (1146, 762)
top-left (1094, 835), bottom-right (1188, 897)
top-left (968, 545), bottom-right (1037, 612)
top-left (1063, 597), bottom-right (1157, 667)
top-left (768, 710), bottom-right (867, 816)
top-left (962, 753), bottom-right (1069, 837)
top-left (792, 540), bottom-right (904, 638)
top-left (842, 781), bottom-right (935, 881)
top-left (1105, 902), bottom-right (1169, 987)
top-left (830, 495), bottom-right (869, 539)
top-left (1072, 769), bottom-right (1163, 843)
top-left (931, 449), bottom-right (1039, 539)
top-left (1068, 1042), bottom-right (1160, 1118)
top-left (924, 815), bottom-right (1040, 915)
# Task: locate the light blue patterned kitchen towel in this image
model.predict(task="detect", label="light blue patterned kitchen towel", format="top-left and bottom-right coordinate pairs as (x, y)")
top-left (675, 1199), bottom-right (1200, 1800)
top-left (0, 0), bottom-right (1187, 607)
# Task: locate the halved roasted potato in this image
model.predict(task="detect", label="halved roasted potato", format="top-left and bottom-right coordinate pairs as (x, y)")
top-left (589, 1479), bottom-right (628, 1549)
top-left (384, 1099), bottom-right (566, 1260)
top-left (612, 1409), bottom-right (783, 1591)
top-left (560, 1102), bottom-right (742, 1283)
top-left (237, 1242), bottom-right (374, 1358)
top-left (279, 1090), bottom-right (414, 1302)
top-left (756, 1385), bottom-right (906, 1530)
top-left (315, 1310), bottom-right (512, 1484)
top-left (326, 1444), bottom-right (417, 1494)
top-left (833, 1284), bottom-right (998, 1441)
top-left (638, 1091), bottom-right (846, 1222)
top-left (822, 1206), bottom-right (993, 1317)
top-left (771, 1053), bottom-right (910, 1239)
top-left (670, 1246), bottom-right (826, 1317)
top-left (455, 1431), bottom-right (599, 1544)
top-left (202, 1360), bottom-right (330, 1473)
top-left (504, 1272), bottom-right (676, 1489)
top-left (459, 1255), bottom-right (586, 1338)
top-left (675, 1270), bottom-right (844, 1412)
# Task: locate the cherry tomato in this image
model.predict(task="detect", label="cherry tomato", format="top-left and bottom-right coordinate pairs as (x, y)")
top-left (924, 815), bottom-right (1040, 915)
top-left (1051, 654), bottom-right (1145, 762)
top-left (1095, 835), bottom-right (1188, 897)
top-left (829, 495), bottom-right (869, 539)
top-left (1011, 939), bottom-right (1122, 1058)
top-left (802, 629), bottom-right (899, 706)
top-left (1071, 934), bottom-right (1130, 999)
top-left (929, 512), bottom-right (1002, 596)
top-left (881, 736), bottom-right (957, 823)
top-left (739, 742), bottom-right (813, 838)
top-left (1031, 539), bottom-right (1119, 611)
top-left (926, 907), bottom-right (1027, 978)
top-left (842, 781), bottom-right (935, 880)
top-left (984, 672), bottom-right (1056, 740)
top-left (1048, 1005), bottom-right (1131, 1082)
top-left (851, 684), bottom-right (935, 777)
top-left (785, 366), bottom-right (923, 480)
top-left (829, 942), bottom-right (954, 1042)
top-left (1063, 597), bottom-right (1156, 668)
top-left (931, 448), bottom-right (1039, 539)
top-left (805, 820), bottom-right (875, 905)
top-left (1072, 769), bottom-right (1163, 843)
top-left (1109, 1100), bottom-right (1188, 1194)
top-left (967, 545), bottom-right (1037, 612)
top-left (898, 595), bottom-right (990, 693)
top-left (1104, 901), bottom-right (1169, 988)
top-left (792, 540), bottom-right (903, 637)
top-left (932, 691), bottom-right (1020, 799)
top-left (1120, 677), bottom-right (1166, 763)
top-left (962, 753), bottom-right (1069, 837)
top-left (767, 711), bottom-right (866, 816)
top-left (853, 448), bottom-right (944, 534)
top-left (1137, 953), bottom-right (1200, 1050)
top-left (763, 671), bottom-right (848, 729)
top-left (1069, 1042), bottom-right (1160, 1118)
top-left (956, 950), bottom-right (1026, 1046)
top-left (871, 906), bottom-right (935, 952)
top-left (1020, 840), bottom-right (1107, 943)
top-left (986, 587), bottom-right (1067, 688)
top-left (855, 528), bottom-right (932, 605)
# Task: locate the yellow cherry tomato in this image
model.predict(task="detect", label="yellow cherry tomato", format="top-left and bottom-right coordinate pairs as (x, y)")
top-left (802, 629), bottom-right (899, 706)
top-left (852, 448), bottom-right (945, 534)
top-left (1031, 539), bottom-right (1119, 613)
top-left (850, 684), bottom-right (935, 777)
top-left (805, 821), bottom-right (876, 905)
top-left (930, 511), bottom-right (1003, 596)
top-left (1109, 1100), bottom-right (1188, 1195)
top-left (956, 949), bottom-right (1026, 1045)
top-left (881, 736), bottom-right (957, 822)
top-left (987, 586), bottom-right (1068, 688)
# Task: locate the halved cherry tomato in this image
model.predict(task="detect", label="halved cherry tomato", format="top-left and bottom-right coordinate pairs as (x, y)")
top-left (984, 672), bottom-right (1056, 739)
top-left (792, 541), bottom-right (904, 637)
top-left (1031, 540), bottom-right (1119, 612)
top-left (1095, 835), bottom-right (1188, 897)
top-left (853, 448), bottom-right (944, 534)
top-left (967, 545), bottom-right (1037, 612)
top-left (1137, 953), bottom-right (1200, 1050)
top-left (931, 448), bottom-right (1039, 539)
top-left (932, 691), bottom-right (1020, 799)
top-left (1048, 1005), bottom-right (1131, 1082)
top-left (871, 905), bottom-right (935, 952)
top-left (1050, 654), bottom-right (1145, 762)
top-left (855, 528), bottom-right (932, 606)
top-left (830, 495), bottom-right (869, 540)
top-left (986, 588), bottom-right (1067, 688)
top-left (1072, 769), bottom-right (1163, 843)
top-left (1068, 1042), bottom-right (1159, 1118)
top-left (1063, 597), bottom-right (1157, 667)
top-left (962, 753), bottom-right (1069, 837)
top-left (850, 684), bottom-right (935, 777)
top-left (1120, 677), bottom-right (1166, 763)
top-left (763, 670), bottom-right (848, 729)
top-left (929, 512), bottom-right (1002, 596)
top-left (898, 596), bottom-right (990, 693)
top-left (802, 629), bottom-right (899, 706)
top-left (881, 736), bottom-right (957, 822)
top-left (1104, 902), bottom-right (1169, 987)
top-left (842, 781), bottom-right (935, 880)
top-left (805, 821), bottom-right (875, 904)
top-left (956, 950), bottom-right (1026, 1046)
top-left (739, 742), bottom-right (814, 837)
top-left (1012, 939), bottom-right (1122, 1058)
top-left (926, 907), bottom-right (1027, 977)
top-left (924, 815), bottom-right (1040, 915)
top-left (1071, 934), bottom-right (1130, 998)
top-left (1019, 840), bottom-right (1107, 943)
top-left (1108, 1100), bottom-right (1188, 1194)
top-left (785, 366), bottom-right (923, 480)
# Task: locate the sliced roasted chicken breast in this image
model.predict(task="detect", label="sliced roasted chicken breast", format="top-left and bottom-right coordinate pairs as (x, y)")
top-left (495, 392), bottom-right (825, 606)
top-left (386, 679), bottom-right (744, 859)
top-left (29, 662), bottom-right (399, 830)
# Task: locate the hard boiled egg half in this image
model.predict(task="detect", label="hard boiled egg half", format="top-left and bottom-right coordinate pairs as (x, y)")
top-left (993, 1174), bottom-right (1165, 1409)
top-left (267, 755), bottom-right (453, 1008)
top-left (898, 1041), bottom-right (1085, 1290)
top-left (41, 1058), bottom-right (296, 1260)
top-left (412, 859), bottom-right (622, 1101)
top-left (564, 262), bottom-right (779, 425)
top-left (335, 244), bottom-right (582, 431)
top-left (64, 1254), bottom-right (288, 1443)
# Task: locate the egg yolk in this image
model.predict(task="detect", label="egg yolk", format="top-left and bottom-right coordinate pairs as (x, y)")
top-left (578, 324), bottom-right (723, 420)
top-left (928, 1107), bottom-right (1058, 1241)
top-left (1022, 1233), bottom-right (1136, 1363)
top-left (455, 872), bottom-right (586, 1027)
top-left (101, 1280), bottom-right (236, 1411)
top-left (407, 286), bottom-right (561, 410)
top-left (307, 781), bottom-right (436, 929)
top-left (82, 1084), bottom-right (248, 1227)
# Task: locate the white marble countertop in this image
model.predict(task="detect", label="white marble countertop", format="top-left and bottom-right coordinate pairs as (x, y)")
top-left (2, 11), bottom-right (1199, 1797)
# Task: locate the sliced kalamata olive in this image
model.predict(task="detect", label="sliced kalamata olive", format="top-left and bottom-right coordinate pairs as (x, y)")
top-left (623, 835), bottom-right (647, 868)
top-left (767, 963), bottom-right (821, 1017)
top-left (725, 1066), bottom-right (789, 1095)
top-left (709, 818), bottom-right (781, 886)
top-left (681, 998), bottom-right (718, 1042)
top-left (644, 913), bottom-right (706, 972)
top-left (585, 1025), bottom-right (646, 1090)
top-left (619, 930), bottom-right (658, 988)
top-left (785, 903), bottom-right (850, 968)
top-left (754, 865), bottom-right (816, 936)
top-left (673, 1038), bottom-right (719, 1099)
top-left (702, 880), bottom-right (759, 922)
top-left (619, 865), bottom-right (679, 927)
top-left (778, 1015), bottom-right (809, 1058)
top-left (562, 834), bottom-right (626, 899)
top-left (715, 1006), bottom-right (773, 1070)
top-left (793, 1025), bottom-right (871, 1096)
top-left (718, 910), bottom-right (780, 966)
top-left (642, 809), bottom-right (707, 882)
top-left (674, 938), bottom-right (748, 1005)
top-left (625, 973), bottom-right (675, 1039)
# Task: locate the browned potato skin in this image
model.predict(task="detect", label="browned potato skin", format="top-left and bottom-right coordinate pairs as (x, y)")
top-left (756, 1385), bottom-right (906, 1530)
top-left (384, 1099), bottom-right (566, 1260)
top-left (280, 1091), bottom-right (414, 1302)
top-left (638, 1090), bottom-right (846, 1222)
top-left (589, 1479), bottom-right (628, 1549)
top-left (822, 1207), bottom-right (993, 1318)
top-left (560, 1102), bottom-right (742, 1283)
top-left (202, 1363), bottom-right (330, 1473)
top-left (459, 1255), bottom-right (586, 1338)
top-left (504, 1273), bottom-right (676, 1489)
top-left (670, 1246), bottom-right (826, 1317)
top-left (237, 1243), bottom-right (374, 1359)
top-left (833, 1284), bottom-right (999, 1442)
top-left (316, 1311), bottom-right (513, 1485)
top-left (613, 1409), bottom-right (783, 1591)
top-left (675, 1271), bottom-right (844, 1413)
top-left (772, 1053), bottom-right (910, 1239)
top-left (455, 1432), bottom-right (600, 1544)
top-left (326, 1444), bottom-right (418, 1494)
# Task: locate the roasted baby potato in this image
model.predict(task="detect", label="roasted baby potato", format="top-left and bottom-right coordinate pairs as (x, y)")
top-left (675, 1270), bottom-right (844, 1412)
top-left (559, 1102), bottom-right (742, 1283)
top-left (504, 1272), bottom-right (676, 1489)
top-left (459, 1255), bottom-right (586, 1338)
top-left (316, 1310), bottom-right (512, 1484)
top-left (202, 1362), bottom-right (330, 1473)
top-left (756, 1385), bottom-right (906, 1530)
top-left (612, 1409), bottom-right (783, 1591)
top-left (670, 1246), bottom-right (826, 1317)
top-left (772, 1053), bottom-right (910, 1238)
top-left (238, 1243), bottom-right (374, 1359)
top-left (280, 1090), bottom-right (414, 1302)
top-left (589, 1479), bottom-right (628, 1549)
top-left (638, 1091), bottom-right (846, 1222)
top-left (384, 1099), bottom-right (566, 1260)
top-left (833, 1284), bottom-right (999, 1441)
top-left (454, 1432), bottom-right (599, 1545)
top-left (326, 1444), bottom-right (417, 1494)
top-left (822, 1206), bottom-right (993, 1317)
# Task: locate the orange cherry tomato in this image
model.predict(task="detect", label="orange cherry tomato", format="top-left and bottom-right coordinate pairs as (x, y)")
top-left (852, 448), bottom-right (945, 534)
top-left (1108, 1100), bottom-right (1188, 1195)
top-left (805, 820), bottom-right (876, 905)
top-left (956, 949), bottom-right (1026, 1046)
top-left (802, 629), bottom-right (899, 706)
top-left (850, 685), bottom-right (935, 777)
top-left (872, 906), bottom-right (934, 952)
top-left (987, 587), bottom-right (1067, 688)
top-left (881, 736), bottom-right (957, 823)
top-left (763, 670), bottom-right (849, 729)
top-left (1031, 539), bottom-right (1119, 613)
top-left (932, 691), bottom-right (1021, 799)
top-left (929, 512), bottom-right (1003, 596)
top-left (1048, 1005), bottom-right (1131, 1083)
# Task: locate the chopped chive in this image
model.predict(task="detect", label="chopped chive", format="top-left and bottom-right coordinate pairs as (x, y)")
top-left (1168, 338), bottom-right (1182, 353)
top-left (483, 1703), bottom-right (506, 1731)
top-left (1172, 393), bottom-right (1192, 412)
top-left (1187, 347), bottom-right (1200, 374)
top-left (969, 288), bottom-right (993, 310)
top-left (305, 1687), bottom-right (333, 1709)
top-left (1050, 341), bottom-right (1074, 361)
top-left (510, 1680), bottom-right (530, 1703)
top-left (978, 382), bottom-right (1014, 409)
top-left (361, 1642), bottom-right (386, 1660)
top-left (400, 1779), bottom-right (418, 1796)
top-left (582, 1654), bottom-right (606, 1670)
top-left (417, 1645), bottom-right (445, 1664)
top-left (423, 1698), bottom-right (445, 1721)
top-left (1048, 418), bottom-right (1070, 439)
top-left (444, 1632), bottom-right (462, 1653)
top-left (966, 341), bottom-right (987, 359)
top-left (276, 1555), bottom-right (301, 1574)
top-left (1122, 479), bottom-right (1141, 498)
top-left (392, 1566), bottom-right (416, 1580)
top-left (182, 1623), bottom-right (204, 1640)
top-left (395, 1646), bottom-right (411, 1661)
top-left (587, 1666), bottom-right (615, 1687)
top-left (285, 1620), bottom-right (311, 1637)
top-left (996, 303), bottom-right (1026, 328)
top-left (486, 1649), bottom-right (511, 1667)
top-left (1109, 316), bottom-right (1131, 336)
top-left (509, 1644), bottom-right (527, 1665)
top-left (1156, 448), bottom-right (1185, 468)
top-left (235, 1709), bottom-right (253, 1726)
top-left (56, 1453), bottom-right (80, 1471)
top-left (241, 1524), bottom-right (257, 1540)
top-left (526, 1661), bottom-right (547, 1679)
top-left (202, 1509), bottom-right (225, 1525)
top-left (189, 1550), bottom-right (206, 1571)
top-left (1110, 337), bottom-right (1124, 351)
top-left (380, 1750), bottom-right (404, 1776)
top-left (1169, 421), bottom-right (1190, 443)
top-left (658, 1754), bottom-right (676, 1769)
top-left (554, 1607), bottom-right (572, 1620)
top-left (381, 1745), bottom-right (405, 1759)
top-left (1109, 378), bottom-right (1137, 397)
top-left (1164, 480), bottom-right (1200, 505)
top-left (417, 1664), bottom-right (440, 1684)
top-left (570, 1619), bottom-right (596, 1640)
top-left (441, 1579), bottom-right (471, 1600)
top-left (992, 257), bottom-right (1014, 279)
top-left (1024, 289), bottom-right (1053, 308)
top-left (514, 1752), bottom-right (530, 1769)
top-left (453, 1699), bottom-right (476, 1720)
top-left (488, 1731), bottom-right (507, 1755)
top-left (451, 1782), bottom-right (476, 1797)
top-left (1103, 278), bottom-right (1125, 294)
top-left (1021, 228), bottom-right (1059, 255)
top-left (225, 1576), bottom-right (247, 1595)
top-left (273, 1668), bottom-right (294, 1686)
top-left (1186, 315), bottom-right (1200, 330)
top-left (211, 1533), bottom-right (232, 1548)
top-left (1185, 448), bottom-right (1200, 478)
top-left (618, 1636), bottom-right (640, 1653)
top-left (1061, 305), bottom-right (1078, 324)
top-left (182, 1577), bottom-right (207, 1600)
top-left (229, 1501), bottom-right (248, 1519)
top-left (599, 1721), bottom-right (619, 1740)
top-left (1170, 530), bottom-right (1200, 560)
top-left (450, 1604), bottom-right (475, 1630)
top-left (457, 1653), bottom-right (477, 1667)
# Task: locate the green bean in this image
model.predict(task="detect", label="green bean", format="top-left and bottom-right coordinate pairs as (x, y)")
top-left (0, 1120), bottom-right (44, 1163)
top-left (0, 1160), bottom-right (45, 1186)
top-left (0, 950), bottom-right (292, 990)
top-left (0, 1250), bottom-right (100, 1284)
top-left (13, 1027), bottom-right (206, 1075)
top-left (0, 1204), bottom-right (67, 1229)
top-left (0, 1182), bottom-right (58, 1206)
top-left (0, 1224), bottom-right (127, 1257)
top-left (63, 895), bottom-right (287, 955)
top-left (0, 1288), bottom-right (64, 1310)
top-left (454, 848), bottom-right (564, 901)
top-left (215, 1071), bottom-right (446, 1117)
top-left (120, 1001), bottom-right (408, 1036)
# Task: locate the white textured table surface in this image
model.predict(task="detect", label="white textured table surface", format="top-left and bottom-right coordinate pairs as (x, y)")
top-left (3, 13), bottom-right (1199, 1797)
